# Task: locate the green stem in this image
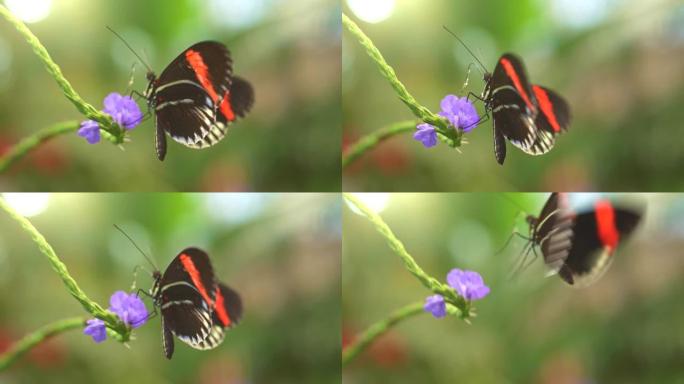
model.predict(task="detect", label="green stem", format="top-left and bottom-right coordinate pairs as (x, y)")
top-left (0, 197), bottom-right (128, 338)
top-left (0, 5), bottom-right (124, 144)
top-left (0, 317), bottom-right (85, 371)
top-left (342, 302), bottom-right (424, 366)
top-left (343, 193), bottom-right (467, 311)
top-left (342, 120), bottom-right (417, 168)
top-left (0, 121), bottom-right (79, 173)
top-left (342, 13), bottom-right (461, 147)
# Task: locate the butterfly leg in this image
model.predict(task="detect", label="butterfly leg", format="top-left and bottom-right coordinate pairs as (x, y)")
top-left (495, 228), bottom-right (531, 256)
top-left (508, 239), bottom-right (538, 280)
top-left (129, 265), bottom-right (143, 292)
top-left (460, 62), bottom-right (477, 92)
top-left (128, 89), bottom-right (147, 101)
top-left (460, 111), bottom-right (490, 132)
top-left (135, 287), bottom-right (155, 300)
top-left (466, 91), bottom-right (488, 104)
top-left (124, 62), bottom-right (137, 95)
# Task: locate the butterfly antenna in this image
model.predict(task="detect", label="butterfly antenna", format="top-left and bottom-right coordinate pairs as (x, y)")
top-left (113, 224), bottom-right (158, 271)
top-left (442, 26), bottom-right (489, 74)
top-left (106, 26), bottom-right (154, 73)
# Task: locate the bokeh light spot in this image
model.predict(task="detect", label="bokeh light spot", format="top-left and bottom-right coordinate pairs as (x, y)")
top-left (4, 0), bottom-right (52, 24)
top-left (550, 0), bottom-right (613, 29)
top-left (1, 193), bottom-right (50, 217)
top-left (346, 0), bottom-right (395, 24)
top-left (205, 0), bottom-right (269, 30)
top-left (346, 193), bottom-right (390, 215)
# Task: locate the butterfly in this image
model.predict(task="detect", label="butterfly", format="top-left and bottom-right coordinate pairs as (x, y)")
top-left (482, 53), bottom-right (571, 164)
top-left (151, 247), bottom-right (243, 359)
top-left (522, 193), bottom-right (642, 286)
top-left (144, 41), bottom-right (254, 161)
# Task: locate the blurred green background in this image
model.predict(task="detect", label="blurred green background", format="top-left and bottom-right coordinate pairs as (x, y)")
top-left (0, 193), bottom-right (341, 383)
top-left (343, 193), bottom-right (684, 383)
top-left (0, 0), bottom-right (340, 191)
top-left (342, 0), bottom-right (684, 191)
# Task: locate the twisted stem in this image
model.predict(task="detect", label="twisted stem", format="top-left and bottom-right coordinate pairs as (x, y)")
top-left (342, 302), bottom-right (424, 366)
top-left (0, 121), bottom-right (79, 173)
top-left (0, 4), bottom-right (124, 144)
top-left (0, 317), bottom-right (85, 371)
top-left (343, 193), bottom-right (467, 310)
top-left (342, 14), bottom-right (450, 131)
top-left (0, 197), bottom-right (128, 339)
top-left (342, 120), bottom-right (417, 168)
top-left (342, 13), bottom-right (461, 152)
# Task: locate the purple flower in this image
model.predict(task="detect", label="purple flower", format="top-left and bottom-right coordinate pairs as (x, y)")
top-left (77, 93), bottom-right (143, 144)
top-left (447, 269), bottom-right (490, 301)
top-left (413, 123), bottom-right (438, 148)
top-left (438, 95), bottom-right (479, 132)
top-left (103, 93), bottom-right (143, 130)
top-left (83, 319), bottom-right (107, 343)
top-left (109, 291), bottom-right (148, 328)
top-left (77, 120), bottom-right (100, 144)
top-left (424, 294), bottom-right (447, 318)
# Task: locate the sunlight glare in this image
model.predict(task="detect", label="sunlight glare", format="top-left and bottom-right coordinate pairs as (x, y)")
top-left (346, 0), bottom-right (395, 24)
top-left (347, 193), bottom-right (390, 215)
top-left (1, 193), bottom-right (50, 217)
top-left (4, 0), bottom-right (52, 23)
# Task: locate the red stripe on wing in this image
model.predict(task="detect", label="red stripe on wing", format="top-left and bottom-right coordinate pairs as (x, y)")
top-left (185, 49), bottom-right (236, 121)
top-left (213, 286), bottom-right (231, 327)
top-left (594, 200), bottom-right (619, 250)
top-left (179, 253), bottom-right (214, 307)
top-left (500, 58), bottom-right (534, 111)
top-left (533, 85), bottom-right (561, 132)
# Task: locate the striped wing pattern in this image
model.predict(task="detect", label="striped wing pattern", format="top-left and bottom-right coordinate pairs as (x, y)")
top-left (534, 192), bottom-right (575, 274)
top-left (558, 207), bottom-right (642, 286)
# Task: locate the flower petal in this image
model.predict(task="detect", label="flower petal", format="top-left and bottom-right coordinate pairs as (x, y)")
top-left (83, 319), bottom-right (106, 343)
top-left (438, 95), bottom-right (480, 132)
top-left (447, 268), bottom-right (490, 301)
top-left (414, 123), bottom-right (438, 148)
top-left (102, 92), bottom-right (143, 130)
top-left (424, 294), bottom-right (446, 318)
top-left (77, 120), bottom-right (100, 144)
top-left (108, 291), bottom-right (148, 328)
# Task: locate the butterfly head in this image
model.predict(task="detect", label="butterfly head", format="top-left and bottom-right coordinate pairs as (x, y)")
top-left (525, 214), bottom-right (538, 231)
top-left (146, 71), bottom-right (156, 82)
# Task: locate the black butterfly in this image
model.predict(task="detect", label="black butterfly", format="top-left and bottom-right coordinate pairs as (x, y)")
top-left (151, 247), bottom-right (243, 359)
top-left (482, 53), bottom-right (571, 164)
top-left (523, 193), bottom-right (642, 286)
top-left (144, 41), bottom-right (254, 161)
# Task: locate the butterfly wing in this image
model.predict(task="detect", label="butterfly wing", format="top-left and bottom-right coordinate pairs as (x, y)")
top-left (534, 193), bottom-right (575, 272)
top-left (192, 283), bottom-right (243, 351)
top-left (558, 206), bottom-right (641, 286)
top-left (158, 247), bottom-right (218, 358)
top-left (492, 117), bottom-right (507, 165)
top-left (531, 85), bottom-right (571, 134)
top-left (161, 315), bottom-right (175, 359)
